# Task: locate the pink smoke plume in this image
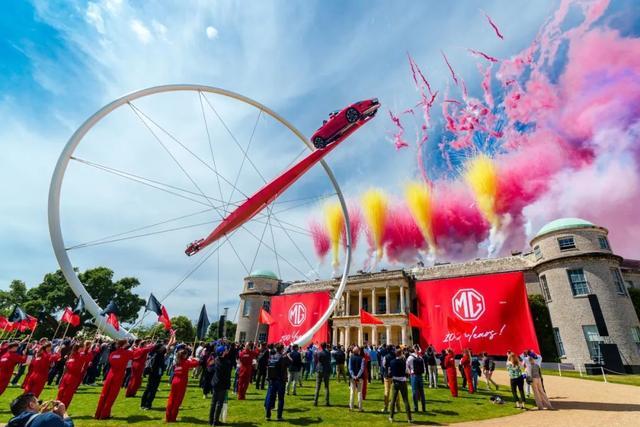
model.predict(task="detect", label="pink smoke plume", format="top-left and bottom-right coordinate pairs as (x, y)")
top-left (341, 204), bottom-right (363, 250)
top-left (383, 206), bottom-right (425, 264)
top-left (482, 10), bottom-right (504, 40)
top-left (309, 220), bottom-right (330, 260)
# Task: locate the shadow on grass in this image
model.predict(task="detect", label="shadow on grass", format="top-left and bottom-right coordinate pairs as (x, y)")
top-left (431, 409), bottom-right (459, 416)
top-left (73, 415), bottom-right (154, 423)
top-left (285, 416), bottom-right (323, 425)
top-left (553, 401), bottom-right (640, 411)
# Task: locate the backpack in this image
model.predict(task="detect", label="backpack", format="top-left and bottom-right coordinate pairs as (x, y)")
top-left (412, 356), bottom-right (425, 375)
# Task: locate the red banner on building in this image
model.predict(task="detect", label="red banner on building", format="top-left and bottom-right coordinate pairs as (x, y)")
top-left (415, 272), bottom-right (539, 355)
top-left (267, 291), bottom-right (330, 345)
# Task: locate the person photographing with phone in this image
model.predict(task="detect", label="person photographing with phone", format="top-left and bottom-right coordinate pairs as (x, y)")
top-left (8, 393), bottom-right (74, 427)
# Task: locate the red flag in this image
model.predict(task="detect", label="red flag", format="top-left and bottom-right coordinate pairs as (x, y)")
top-left (158, 306), bottom-right (172, 330)
top-left (409, 312), bottom-right (427, 328)
top-left (106, 313), bottom-right (120, 331)
top-left (0, 316), bottom-right (8, 330)
top-left (61, 307), bottom-right (80, 327)
top-left (447, 315), bottom-right (471, 334)
top-left (360, 308), bottom-right (384, 325)
top-left (27, 315), bottom-right (38, 331)
top-left (259, 308), bottom-right (274, 325)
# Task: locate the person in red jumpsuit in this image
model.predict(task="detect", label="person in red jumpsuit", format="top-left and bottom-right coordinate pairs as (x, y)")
top-left (445, 348), bottom-right (458, 397)
top-left (57, 340), bottom-right (99, 408)
top-left (236, 342), bottom-right (258, 400)
top-left (23, 342), bottom-right (61, 397)
top-left (460, 348), bottom-right (475, 393)
top-left (125, 340), bottom-right (154, 397)
top-left (95, 340), bottom-right (134, 419)
top-left (165, 348), bottom-right (200, 422)
top-left (362, 350), bottom-right (370, 400)
top-left (0, 342), bottom-right (27, 396)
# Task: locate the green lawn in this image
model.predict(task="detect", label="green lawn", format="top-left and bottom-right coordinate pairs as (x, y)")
top-left (0, 376), bottom-right (524, 426)
top-left (543, 369), bottom-right (640, 387)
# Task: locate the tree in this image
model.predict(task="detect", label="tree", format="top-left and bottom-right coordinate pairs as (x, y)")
top-left (206, 320), bottom-right (237, 341)
top-left (78, 268), bottom-right (145, 323)
top-left (528, 294), bottom-right (559, 361)
top-left (171, 316), bottom-right (195, 343)
top-left (0, 280), bottom-right (29, 313)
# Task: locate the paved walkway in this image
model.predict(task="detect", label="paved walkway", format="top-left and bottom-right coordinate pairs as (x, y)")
top-left (454, 370), bottom-right (640, 426)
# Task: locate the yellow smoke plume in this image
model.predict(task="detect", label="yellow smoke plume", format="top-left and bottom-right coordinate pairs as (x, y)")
top-left (464, 154), bottom-right (499, 228)
top-left (362, 189), bottom-right (388, 260)
top-left (324, 202), bottom-right (344, 268)
top-left (405, 181), bottom-right (435, 251)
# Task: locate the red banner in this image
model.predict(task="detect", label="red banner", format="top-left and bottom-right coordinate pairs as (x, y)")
top-left (267, 291), bottom-right (329, 345)
top-left (415, 272), bottom-right (539, 355)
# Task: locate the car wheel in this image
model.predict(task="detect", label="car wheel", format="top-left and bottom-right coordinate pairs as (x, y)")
top-left (313, 137), bottom-right (327, 149)
top-left (346, 107), bottom-right (360, 123)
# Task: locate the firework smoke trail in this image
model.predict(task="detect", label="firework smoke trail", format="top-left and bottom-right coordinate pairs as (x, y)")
top-left (324, 202), bottom-right (344, 270)
top-left (389, 110), bottom-right (409, 150)
top-left (405, 181), bottom-right (436, 255)
top-left (362, 189), bottom-right (389, 265)
top-left (384, 206), bottom-right (425, 264)
top-left (309, 220), bottom-right (330, 261)
top-left (482, 9), bottom-right (504, 40)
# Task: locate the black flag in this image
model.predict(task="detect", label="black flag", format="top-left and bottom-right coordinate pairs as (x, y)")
top-left (37, 308), bottom-right (49, 324)
top-left (217, 314), bottom-right (226, 339)
top-left (100, 300), bottom-right (120, 316)
top-left (145, 293), bottom-right (162, 316)
top-left (73, 296), bottom-right (85, 315)
top-left (196, 305), bottom-right (210, 340)
top-left (8, 306), bottom-right (28, 323)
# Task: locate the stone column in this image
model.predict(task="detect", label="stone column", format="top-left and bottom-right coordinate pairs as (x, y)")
top-left (358, 289), bottom-right (363, 313)
top-left (401, 325), bottom-right (407, 346)
top-left (385, 325), bottom-right (392, 345)
top-left (400, 286), bottom-right (405, 314)
top-left (346, 291), bottom-right (351, 316)
top-left (385, 286), bottom-right (390, 315)
top-left (371, 288), bottom-right (376, 314)
top-left (332, 326), bottom-right (337, 346)
top-left (372, 325), bottom-right (378, 346)
top-left (358, 326), bottom-right (363, 346)
top-left (345, 327), bottom-right (351, 347)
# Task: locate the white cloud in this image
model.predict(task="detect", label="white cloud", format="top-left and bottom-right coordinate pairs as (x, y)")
top-left (130, 19), bottom-right (152, 44)
top-left (152, 20), bottom-right (167, 40)
top-left (206, 25), bottom-right (218, 40)
top-left (86, 2), bottom-right (105, 34)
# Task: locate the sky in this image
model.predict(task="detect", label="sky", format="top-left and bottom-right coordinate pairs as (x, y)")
top-left (1, 0), bottom-right (607, 324)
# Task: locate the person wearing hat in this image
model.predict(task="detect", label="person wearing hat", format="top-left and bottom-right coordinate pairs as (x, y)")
top-left (209, 345), bottom-right (235, 426)
top-left (8, 392), bottom-right (74, 427)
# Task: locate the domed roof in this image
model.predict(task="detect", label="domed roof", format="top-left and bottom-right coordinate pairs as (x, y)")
top-left (535, 218), bottom-right (596, 237)
top-left (248, 269), bottom-right (279, 280)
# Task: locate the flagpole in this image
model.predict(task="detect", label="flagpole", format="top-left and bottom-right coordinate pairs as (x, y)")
top-left (52, 320), bottom-right (62, 340)
top-left (26, 324), bottom-right (37, 343)
top-left (61, 322), bottom-right (71, 340)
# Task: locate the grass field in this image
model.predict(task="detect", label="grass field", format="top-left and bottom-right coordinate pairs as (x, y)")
top-left (0, 375), bottom-right (525, 426)
top-left (542, 369), bottom-right (640, 387)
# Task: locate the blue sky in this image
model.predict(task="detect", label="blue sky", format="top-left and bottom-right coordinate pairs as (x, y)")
top-left (0, 0), bottom-right (559, 322)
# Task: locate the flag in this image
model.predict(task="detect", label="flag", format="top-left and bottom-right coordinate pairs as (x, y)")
top-left (360, 308), bottom-right (384, 325)
top-left (447, 316), bottom-right (471, 333)
top-left (217, 314), bottom-right (226, 338)
top-left (195, 305), bottom-right (210, 340)
top-left (37, 309), bottom-right (48, 324)
top-left (61, 307), bottom-right (80, 327)
top-left (158, 306), bottom-right (172, 331)
top-left (106, 313), bottom-right (120, 331)
top-left (259, 308), bottom-right (274, 325)
top-left (0, 316), bottom-right (8, 330)
top-left (8, 306), bottom-right (28, 323)
top-left (19, 315), bottom-right (37, 332)
top-left (409, 312), bottom-right (427, 329)
top-left (73, 296), bottom-right (85, 315)
top-left (145, 293), bottom-right (162, 316)
top-left (100, 300), bottom-right (120, 316)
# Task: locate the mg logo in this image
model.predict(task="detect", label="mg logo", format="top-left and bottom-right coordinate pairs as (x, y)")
top-left (452, 289), bottom-right (485, 321)
top-left (288, 302), bottom-right (307, 327)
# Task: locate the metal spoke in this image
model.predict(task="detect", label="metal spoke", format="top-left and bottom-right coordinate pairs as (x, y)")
top-left (266, 205), bottom-right (282, 280)
top-left (66, 207), bottom-right (214, 250)
top-left (198, 91), bottom-right (226, 212)
top-left (128, 102), bottom-right (218, 209)
top-left (248, 206), bottom-right (272, 273)
top-left (270, 213), bottom-right (319, 278)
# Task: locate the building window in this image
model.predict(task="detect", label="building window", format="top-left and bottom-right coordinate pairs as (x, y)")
top-left (242, 300), bottom-right (252, 317)
top-left (258, 332), bottom-right (267, 343)
top-left (247, 281), bottom-right (254, 289)
top-left (558, 236), bottom-right (576, 250)
top-left (553, 327), bottom-right (566, 357)
top-left (239, 331), bottom-right (247, 342)
top-left (631, 327), bottom-right (640, 355)
top-left (567, 269), bottom-right (590, 296)
top-left (378, 296), bottom-right (386, 314)
top-left (540, 275), bottom-right (552, 302)
top-left (626, 280), bottom-right (635, 290)
top-left (598, 236), bottom-right (610, 250)
top-left (582, 325), bottom-right (603, 363)
top-left (611, 268), bottom-right (627, 295)
top-left (534, 245), bottom-right (543, 260)
top-left (362, 297), bottom-right (369, 312)
top-left (262, 300), bottom-right (270, 311)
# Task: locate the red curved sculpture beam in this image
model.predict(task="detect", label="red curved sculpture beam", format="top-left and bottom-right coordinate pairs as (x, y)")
top-left (185, 102), bottom-right (379, 256)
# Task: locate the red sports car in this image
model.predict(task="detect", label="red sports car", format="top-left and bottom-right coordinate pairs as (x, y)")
top-left (311, 98), bottom-right (380, 149)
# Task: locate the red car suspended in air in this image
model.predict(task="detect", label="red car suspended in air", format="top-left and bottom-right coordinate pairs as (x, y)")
top-left (185, 98), bottom-right (380, 256)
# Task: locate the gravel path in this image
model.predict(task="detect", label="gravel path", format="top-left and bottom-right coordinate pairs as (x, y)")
top-left (453, 370), bottom-right (640, 426)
